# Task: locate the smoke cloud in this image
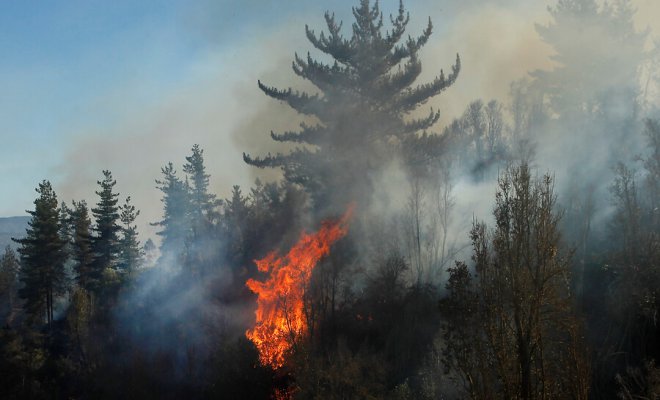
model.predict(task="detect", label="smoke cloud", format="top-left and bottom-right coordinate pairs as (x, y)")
top-left (44, 0), bottom-right (659, 247)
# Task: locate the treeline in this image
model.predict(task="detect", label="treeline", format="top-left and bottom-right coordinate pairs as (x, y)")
top-left (0, 143), bottom-right (313, 398)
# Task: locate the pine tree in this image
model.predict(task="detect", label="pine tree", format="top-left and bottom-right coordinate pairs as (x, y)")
top-left (91, 170), bottom-right (121, 291)
top-left (243, 0), bottom-right (460, 208)
top-left (153, 162), bottom-right (190, 261)
top-left (224, 185), bottom-right (249, 265)
top-left (0, 246), bottom-right (20, 317)
top-left (533, 0), bottom-right (646, 121)
top-left (58, 201), bottom-right (72, 248)
top-left (69, 200), bottom-right (95, 291)
top-left (183, 144), bottom-right (218, 224)
top-left (118, 196), bottom-right (142, 275)
top-left (13, 181), bottom-right (68, 328)
top-left (182, 144), bottom-right (220, 275)
top-left (142, 238), bottom-right (157, 268)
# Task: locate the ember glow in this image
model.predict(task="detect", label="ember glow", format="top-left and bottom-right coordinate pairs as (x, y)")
top-left (246, 205), bottom-right (354, 369)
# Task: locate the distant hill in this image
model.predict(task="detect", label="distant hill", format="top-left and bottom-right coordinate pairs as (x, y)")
top-left (0, 216), bottom-right (29, 251)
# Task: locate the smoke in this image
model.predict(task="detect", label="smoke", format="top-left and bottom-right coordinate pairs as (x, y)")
top-left (19, 0), bottom-right (657, 376)
top-left (53, 34), bottom-right (294, 242)
top-left (40, 0), bottom-right (658, 248)
top-left (111, 240), bottom-right (256, 383)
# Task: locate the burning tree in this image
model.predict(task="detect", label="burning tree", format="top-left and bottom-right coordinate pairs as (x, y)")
top-left (244, 0), bottom-right (460, 210)
top-left (246, 206), bottom-right (353, 369)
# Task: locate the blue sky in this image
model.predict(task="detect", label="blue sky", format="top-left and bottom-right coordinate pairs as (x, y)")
top-left (0, 0), bottom-right (362, 217)
top-left (1, 1), bottom-right (188, 211)
top-left (1, 0), bottom-right (657, 241)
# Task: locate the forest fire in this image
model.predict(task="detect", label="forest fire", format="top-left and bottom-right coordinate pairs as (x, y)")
top-left (245, 205), bottom-right (354, 369)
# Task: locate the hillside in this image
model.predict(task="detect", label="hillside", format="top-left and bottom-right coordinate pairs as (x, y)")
top-left (0, 216), bottom-right (29, 250)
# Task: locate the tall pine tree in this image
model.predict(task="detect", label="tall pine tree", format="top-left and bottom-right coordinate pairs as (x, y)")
top-left (91, 170), bottom-right (121, 292)
top-left (13, 181), bottom-right (68, 328)
top-left (153, 162), bottom-right (190, 262)
top-left (183, 144), bottom-right (218, 224)
top-left (183, 144), bottom-right (219, 275)
top-left (243, 0), bottom-right (460, 210)
top-left (69, 200), bottom-right (95, 291)
top-left (118, 196), bottom-right (142, 275)
top-left (0, 246), bottom-right (20, 321)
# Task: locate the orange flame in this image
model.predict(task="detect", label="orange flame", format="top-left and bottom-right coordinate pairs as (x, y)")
top-left (246, 205), bottom-right (354, 369)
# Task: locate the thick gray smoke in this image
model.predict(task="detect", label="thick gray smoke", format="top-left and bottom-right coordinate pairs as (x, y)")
top-left (44, 0), bottom-right (659, 249)
top-left (105, 0), bottom-right (660, 388)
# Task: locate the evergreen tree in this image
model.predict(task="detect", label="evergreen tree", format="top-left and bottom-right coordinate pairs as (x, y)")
top-left (58, 201), bottom-right (73, 248)
top-left (183, 144), bottom-right (218, 224)
top-left (118, 196), bottom-right (142, 275)
top-left (142, 238), bottom-right (157, 268)
top-left (91, 171), bottom-right (121, 269)
top-left (183, 145), bottom-right (220, 275)
top-left (13, 181), bottom-right (68, 328)
top-left (223, 185), bottom-right (249, 265)
top-left (69, 200), bottom-right (95, 291)
top-left (153, 162), bottom-right (190, 261)
top-left (533, 0), bottom-right (646, 122)
top-left (0, 246), bottom-right (20, 319)
top-left (244, 0), bottom-right (460, 209)
top-left (91, 170), bottom-right (121, 292)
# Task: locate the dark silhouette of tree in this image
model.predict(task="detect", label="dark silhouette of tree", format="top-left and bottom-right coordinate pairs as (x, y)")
top-left (440, 261), bottom-right (490, 399)
top-left (244, 0), bottom-right (460, 210)
top-left (69, 200), bottom-right (95, 291)
top-left (13, 181), bottom-right (67, 328)
top-left (443, 98), bottom-right (509, 179)
top-left (91, 171), bottom-right (121, 284)
top-left (0, 246), bottom-right (20, 322)
top-left (223, 185), bottom-right (249, 267)
top-left (183, 144), bottom-right (219, 224)
top-left (118, 196), bottom-right (142, 275)
top-left (153, 162), bottom-right (190, 262)
top-left (604, 119), bottom-right (660, 397)
top-left (183, 144), bottom-right (220, 276)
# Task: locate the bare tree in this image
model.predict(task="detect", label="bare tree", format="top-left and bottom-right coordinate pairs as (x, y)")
top-left (405, 176), bottom-right (426, 286)
top-left (442, 164), bottom-right (590, 399)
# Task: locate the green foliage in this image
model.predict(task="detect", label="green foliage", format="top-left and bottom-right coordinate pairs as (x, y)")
top-left (182, 144), bottom-right (220, 276)
top-left (153, 145), bottom-right (221, 275)
top-left (69, 200), bottom-right (95, 291)
top-left (0, 328), bottom-right (49, 399)
top-left (14, 180), bottom-right (68, 328)
top-left (91, 170), bottom-right (121, 283)
top-left (244, 0), bottom-right (460, 208)
top-left (67, 287), bottom-right (93, 370)
top-left (118, 196), bottom-right (142, 275)
top-left (183, 144), bottom-right (218, 222)
top-left (0, 245), bottom-right (20, 318)
top-left (153, 162), bottom-right (191, 260)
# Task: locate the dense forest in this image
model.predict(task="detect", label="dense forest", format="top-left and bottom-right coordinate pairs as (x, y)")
top-left (1, 0), bottom-right (659, 398)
